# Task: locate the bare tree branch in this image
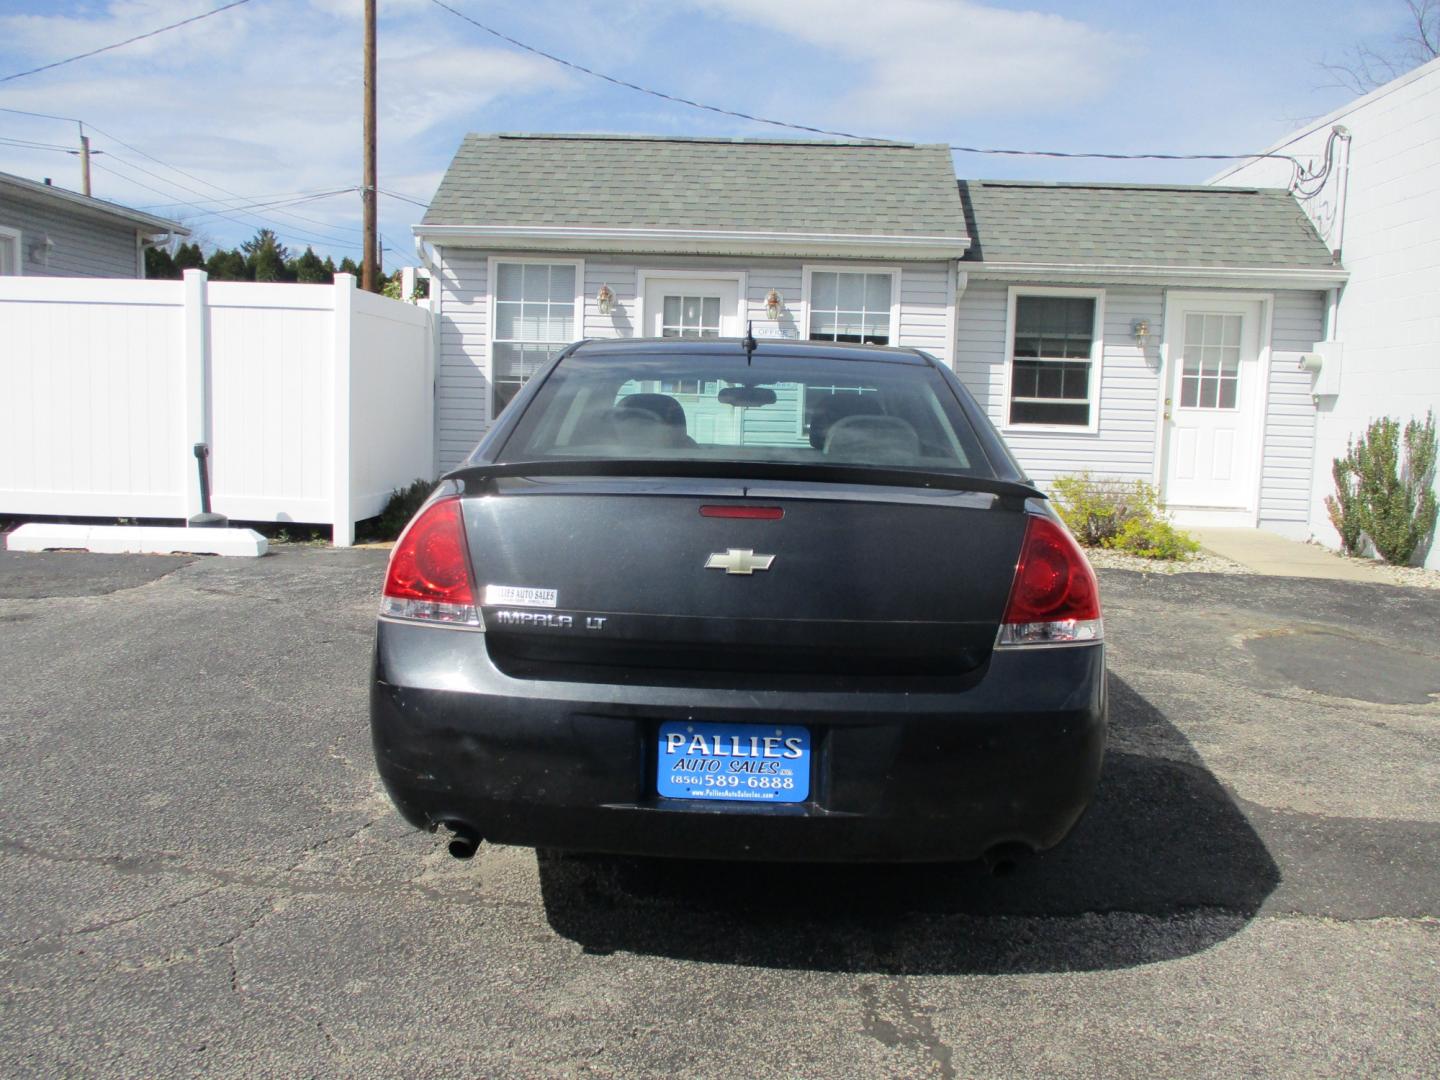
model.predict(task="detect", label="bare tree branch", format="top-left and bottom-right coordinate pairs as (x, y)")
top-left (1317, 0), bottom-right (1439, 94)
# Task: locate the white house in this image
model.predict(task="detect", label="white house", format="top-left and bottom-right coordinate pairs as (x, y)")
top-left (1210, 56), bottom-right (1440, 568)
top-left (0, 170), bottom-right (186, 278)
top-left (416, 134), bottom-right (1345, 534)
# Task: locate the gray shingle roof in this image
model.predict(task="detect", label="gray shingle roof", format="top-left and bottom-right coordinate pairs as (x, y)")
top-left (423, 134), bottom-right (969, 240)
top-left (959, 180), bottom-right (1336, 270)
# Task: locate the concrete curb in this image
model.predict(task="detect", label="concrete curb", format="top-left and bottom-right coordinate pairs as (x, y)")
top-left (4, 523), bottom-right (268, 557)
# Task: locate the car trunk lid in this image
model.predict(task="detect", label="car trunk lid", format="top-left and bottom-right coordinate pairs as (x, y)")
top-left (460, 476), bottom-right (1028, 679)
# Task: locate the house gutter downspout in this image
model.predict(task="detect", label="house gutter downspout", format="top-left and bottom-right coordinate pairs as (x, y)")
top-left (414, 235), bottom-right (444, 479)
top-left (414, 236), bottom-right (442, 281)
top-left (1325, 287), bottom-right (1341, 341)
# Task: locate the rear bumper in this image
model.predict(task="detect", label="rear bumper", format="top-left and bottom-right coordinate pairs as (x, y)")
top-left (370, 622), bottom-right (1107, 862)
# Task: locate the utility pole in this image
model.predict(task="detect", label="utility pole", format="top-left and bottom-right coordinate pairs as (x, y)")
top-left (79, 126), bottom-right (92, 197)
top-left (361, 0), bottom-right (378, 292)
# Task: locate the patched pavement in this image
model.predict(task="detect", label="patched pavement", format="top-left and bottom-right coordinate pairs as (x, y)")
top-left (0, 548), bottom-right (1437, 1078)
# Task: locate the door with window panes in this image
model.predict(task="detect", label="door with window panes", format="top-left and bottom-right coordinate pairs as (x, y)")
top-left (642, 278), bottom-right (741, 338)
top-left (1162, 298), bottom-right (1263, 512)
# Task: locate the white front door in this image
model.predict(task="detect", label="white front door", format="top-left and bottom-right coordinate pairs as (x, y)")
top-left (642, 277), bottom-right (742, 338)
top-left (1162, 297), bottom-right (1265, 518)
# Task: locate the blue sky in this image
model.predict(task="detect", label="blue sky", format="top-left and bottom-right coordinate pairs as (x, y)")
top-left (0, 0), bottom-right (1418, 267)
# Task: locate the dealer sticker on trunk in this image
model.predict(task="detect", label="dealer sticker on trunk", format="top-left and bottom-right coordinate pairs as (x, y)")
top-left (482, 584), bottom-right (557, 609)
top-left (657, 721), bottom-right (810, 803)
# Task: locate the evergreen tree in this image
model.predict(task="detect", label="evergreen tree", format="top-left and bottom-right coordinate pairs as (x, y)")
top-left (243, 229), bottom-right (290, 283)
top-left (174, 242), bottom-right (206, 272)
top-left (145, 245), bottom-right (178, 279)
top-left (290, 246), bottom-right (329, 283)
top-left (336, 256), bottom-right (360, 280)
top-left (206, 248), bottom-right (250, 281)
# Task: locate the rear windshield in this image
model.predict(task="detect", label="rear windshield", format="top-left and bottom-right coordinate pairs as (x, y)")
top-left (494, 351), bottom-right (993, 477)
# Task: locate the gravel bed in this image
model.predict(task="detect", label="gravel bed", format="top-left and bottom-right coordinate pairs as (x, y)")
top-left (1084, 541), bottom-right (1440, 585)
top-left (1325, 548), bottom-right (1440, 589)
top-left (1084, 547), bottom-right (1250, 575)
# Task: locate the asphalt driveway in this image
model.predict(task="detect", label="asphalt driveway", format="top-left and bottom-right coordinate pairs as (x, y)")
top-left (0, 547), bottom-right (1437, 1078)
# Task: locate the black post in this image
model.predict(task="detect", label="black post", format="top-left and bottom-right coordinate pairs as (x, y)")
top-left (189, 443), bottom-right (228, 528)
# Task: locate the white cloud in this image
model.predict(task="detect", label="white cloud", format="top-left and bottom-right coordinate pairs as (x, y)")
top-left (0, 1), bottom-right (271, 65)
top-left (0, 2), bottom-right (571, 261)
top-left (694, 0), bottom-right (1136, 124)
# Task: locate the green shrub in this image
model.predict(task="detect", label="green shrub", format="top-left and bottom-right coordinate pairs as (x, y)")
top-left (373, 478), bottom-right (435, 540)
top-left (1050, 471), bottom-right (1200, 562)
top-left (1051, 472), bottom-right (1162, 547)
top-left (1325, 455), bottom-right (1365, 556)
top-left (1108, 517), bottom-right (1200, 560)
top-left (1325, 411), bottom-right (1438, 565)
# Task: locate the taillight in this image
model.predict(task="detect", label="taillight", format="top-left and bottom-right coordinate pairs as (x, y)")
top-left (380, 497), bottom-right (482, 627)
top-left (998, 515), bottom-right (1102, 647)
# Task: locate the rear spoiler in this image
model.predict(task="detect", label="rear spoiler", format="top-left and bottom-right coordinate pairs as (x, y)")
top-left (444, 458), bottom-right (1046, 506)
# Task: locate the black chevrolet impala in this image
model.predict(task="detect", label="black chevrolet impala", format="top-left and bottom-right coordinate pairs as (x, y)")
top-left (370, 338), bottom-right (1105, 864)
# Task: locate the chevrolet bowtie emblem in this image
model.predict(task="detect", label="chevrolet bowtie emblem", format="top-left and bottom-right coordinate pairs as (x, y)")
top-left (705, 548), bottom-right (776, 575)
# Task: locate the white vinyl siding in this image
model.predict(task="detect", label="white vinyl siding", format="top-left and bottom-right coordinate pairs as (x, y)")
top-left (433, 253), bottom-right (952, 471)
top-left (1259, 290), bottom-right (1325, 530)
top-left (957, 280), bottom-right (1326, 514)
top-left (434, 248), bottom-right (490, 469)
top-left (0, 197), bottom-right (143, 277)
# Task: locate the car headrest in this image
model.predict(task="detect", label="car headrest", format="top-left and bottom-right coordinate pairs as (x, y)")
top-left (823, 414), bottom-right (921, 465)
top-left (808, 393), bottom-right (884, 449)
top-left (617, 393), bottom-right (688, 429)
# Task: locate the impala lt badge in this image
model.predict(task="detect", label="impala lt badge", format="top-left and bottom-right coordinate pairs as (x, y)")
top-left (705, 549), bottom-right (775, 575)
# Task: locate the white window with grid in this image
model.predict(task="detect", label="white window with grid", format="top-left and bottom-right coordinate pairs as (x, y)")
top-left (490, 261), bottom-right (578, 415)
top-left (1005, 290), bottom-right (1103, 430)
top-left (806, 270), bottom-right (894, 345)
top-left (1179, 312), bottom-right (1242, 410)
top-left (0, 227), bottom-right (20, 276)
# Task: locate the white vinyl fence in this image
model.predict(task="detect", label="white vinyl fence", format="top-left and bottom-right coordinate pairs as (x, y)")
top-left (0, 271), bottom-right (434, 545)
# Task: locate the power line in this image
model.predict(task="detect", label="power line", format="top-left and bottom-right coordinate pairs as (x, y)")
top-left (426, 0), bottom-right (893, 143)
top-left (80, 121), bottom-right (368, 238)
top-left (377, 188), bottom-right (429, 208)
top-left (139, 186), bottom-right (369, 236)
top-left (0, 105), bottom-right (82, 123)
top-left (0, 104), bottom-right (369, 240)
top-left (91, 158), bottom-right (361, 252)
top-left (134, 186), bottom-right (361, 212)
top-left (94, 151), bottom-right (352, 245)
top-left (166, 188), bottom-right (360, 225)
top-left (0, 135), bottom-right (84, 153)
top-left (0, 0), bottom-right (254, 84)
top-left (426, 0), bottom-right (1308, 171)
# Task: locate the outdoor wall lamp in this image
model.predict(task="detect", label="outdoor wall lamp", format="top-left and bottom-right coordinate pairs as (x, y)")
top-left (596, 283), bottom-right (615, 316)
top-left (1131, 319), bottom-right (1150, 349)
top-left (28, 234), bottom-right (54, 265)
top-left (765, 288), bottom-right (783, 320)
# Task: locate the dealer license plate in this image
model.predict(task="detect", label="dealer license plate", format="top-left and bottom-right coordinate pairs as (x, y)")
top-left (657, 721), bottom-right (810, 803)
